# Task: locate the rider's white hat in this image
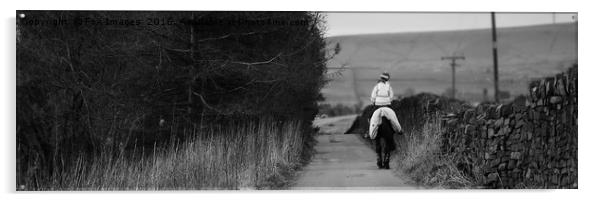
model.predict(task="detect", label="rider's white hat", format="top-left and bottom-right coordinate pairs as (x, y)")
top-left (380, 72), bottom-right (390, 80)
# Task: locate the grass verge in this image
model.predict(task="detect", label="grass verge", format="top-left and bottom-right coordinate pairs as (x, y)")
top-left (393, 118), bottom-right (479, 189)
top-left (19, 119), bottom-right (313, 190)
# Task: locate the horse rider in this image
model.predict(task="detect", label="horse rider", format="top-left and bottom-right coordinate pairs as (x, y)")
top-left (370, 72), bottom-right (394, 107)
top-left (369, 72), bottom-right (401, 169)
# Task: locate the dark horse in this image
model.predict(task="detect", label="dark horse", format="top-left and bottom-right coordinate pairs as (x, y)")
top-left (373, 116), bottom-right (397, 169)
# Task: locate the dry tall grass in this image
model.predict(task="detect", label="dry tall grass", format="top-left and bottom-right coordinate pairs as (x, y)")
top-left (394, 118), bottom-right (477, 189)
top-left (20, 119), bottom-right (310, 190)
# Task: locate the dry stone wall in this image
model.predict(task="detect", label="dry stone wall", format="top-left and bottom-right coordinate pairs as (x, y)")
top-left (442, 65), bottom-right (577, 188)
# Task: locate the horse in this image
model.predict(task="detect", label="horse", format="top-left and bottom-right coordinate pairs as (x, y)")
top-left (373, 116), bottom-right (397, 169)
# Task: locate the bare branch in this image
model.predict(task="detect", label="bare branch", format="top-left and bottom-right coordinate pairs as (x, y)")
top-left (230, 53), bottom-right (282, 66)
top-left (192, 91), bottom-right (228, 115)
top-left (195, 30), bottom-right (276, 44)
top-left (163, 47), bottom-right (192, 53)
top-left (254, 79), bottom-right (282, 83)
top-left (196, 34), bottom-right (232, 43)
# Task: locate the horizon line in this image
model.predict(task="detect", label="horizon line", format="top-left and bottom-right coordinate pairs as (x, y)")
top-left (326, 21), bottom-right (576, 38)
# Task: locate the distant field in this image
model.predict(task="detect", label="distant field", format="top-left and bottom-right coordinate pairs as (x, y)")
top-left (322, 23), bottom-right (577, 106)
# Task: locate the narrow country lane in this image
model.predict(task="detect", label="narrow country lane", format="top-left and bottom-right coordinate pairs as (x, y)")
top-left (291, 115), bottom-right (418, 190)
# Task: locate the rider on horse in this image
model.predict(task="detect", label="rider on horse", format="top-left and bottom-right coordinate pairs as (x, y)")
top-left (369, 72), bottom-right (402, 169)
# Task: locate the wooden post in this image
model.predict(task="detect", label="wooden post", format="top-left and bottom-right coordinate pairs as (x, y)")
top-left (491, 12), bottom-right (500, 103)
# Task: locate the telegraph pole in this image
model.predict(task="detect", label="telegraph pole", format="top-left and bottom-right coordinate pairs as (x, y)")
top-left (441, 55), bottom-right (465, 99)
top-left (491, 12), bottom-right (500, 103)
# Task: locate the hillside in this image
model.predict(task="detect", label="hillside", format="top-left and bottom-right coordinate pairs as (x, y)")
top-left (322, 23), bottom-right (577, 106)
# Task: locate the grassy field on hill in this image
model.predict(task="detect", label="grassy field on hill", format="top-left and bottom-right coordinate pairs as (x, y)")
top-left (322, 23), bottom-right (577, 105)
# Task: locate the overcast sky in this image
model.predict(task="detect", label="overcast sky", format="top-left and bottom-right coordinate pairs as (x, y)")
top-left (325, 12), bottom-right (577, 37)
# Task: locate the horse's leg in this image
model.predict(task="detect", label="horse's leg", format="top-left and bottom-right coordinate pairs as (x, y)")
top-left (373, 137), bottom-right (384, 169)
top-left (383, 152), bottom-right (391, 169)
top-left (383, 135), bottom-right (394, 169)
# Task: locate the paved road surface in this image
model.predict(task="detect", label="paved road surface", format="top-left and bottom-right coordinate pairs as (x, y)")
top-left (312, 114), bottom-right (358, 134)
top-left (291, 115), bottom-right (417, 190)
